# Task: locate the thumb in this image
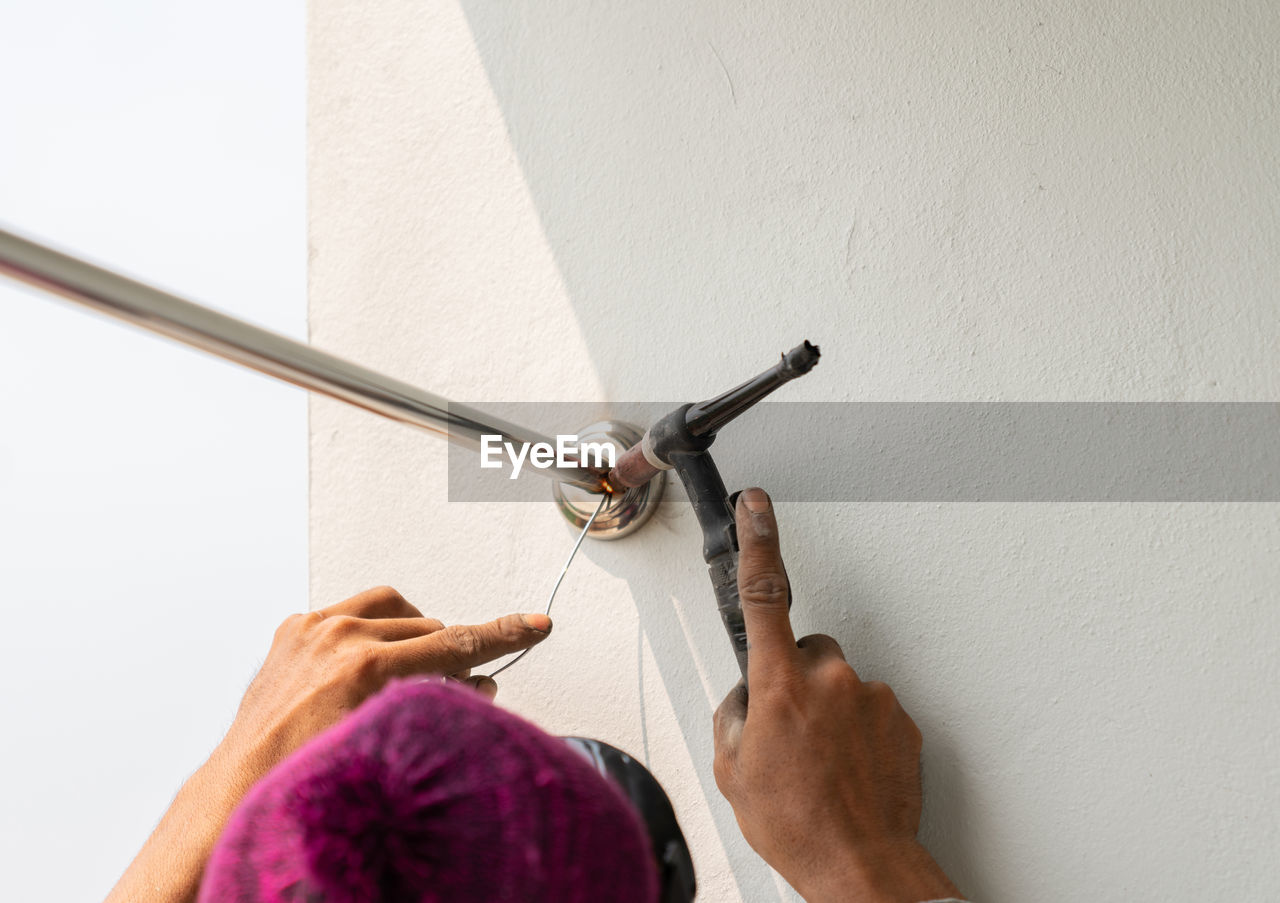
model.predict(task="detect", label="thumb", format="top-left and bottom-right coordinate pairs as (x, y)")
top-left (713, 680), bottom-right (749, 797)
top-left (463, 675), bottom-right (499, 699)
top-left (713, 680), bottom-right (749, 754)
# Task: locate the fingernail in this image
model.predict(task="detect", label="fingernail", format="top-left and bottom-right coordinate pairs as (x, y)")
top-left (472, 675), bottom-right (498, 698)
top-left (741, 488), bottom-right (771, 514)
top-left (521, 613), bottom-right (553, 633)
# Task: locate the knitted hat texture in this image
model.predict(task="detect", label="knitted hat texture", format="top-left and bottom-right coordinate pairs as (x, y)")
top-left (199, 679), bottom-right (658, 903)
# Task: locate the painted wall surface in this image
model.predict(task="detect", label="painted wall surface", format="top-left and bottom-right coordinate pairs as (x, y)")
top-left (308, 2), bottom-right (1279, 900)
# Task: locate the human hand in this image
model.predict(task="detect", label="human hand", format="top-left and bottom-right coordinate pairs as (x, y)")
top-left (712, 489), bottom-right (960, 903)
top-left (219, 585), bottom-right (552, 778)
top-left (106, 585), bottom-right (553, 903)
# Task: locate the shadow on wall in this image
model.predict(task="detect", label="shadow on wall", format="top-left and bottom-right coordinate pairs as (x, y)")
top-left (588, 492), bottom-right (790, 900)
top-left (451, 5), bottom-right (977, 898)
top-left (455, 0), bottom-right (866, 402)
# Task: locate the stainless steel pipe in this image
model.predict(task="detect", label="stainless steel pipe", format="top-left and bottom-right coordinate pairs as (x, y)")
top-left (0, 227), bottom-right (606, 492)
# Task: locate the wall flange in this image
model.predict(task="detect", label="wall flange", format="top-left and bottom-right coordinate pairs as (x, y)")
top-left (553, 420), bottom-right (663, 540)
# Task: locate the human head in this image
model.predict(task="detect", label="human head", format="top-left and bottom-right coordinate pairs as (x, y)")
top-left (199, 679), bottom-right (659, 902)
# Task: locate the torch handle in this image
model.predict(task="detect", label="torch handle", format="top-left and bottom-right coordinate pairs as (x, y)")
top-left (709, 550), bottom-right (750, 685)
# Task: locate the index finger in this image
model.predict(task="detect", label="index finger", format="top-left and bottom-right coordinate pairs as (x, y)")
top-left (382, 612), bottom-right (553, 677)
top-left (735, 488), bottom-right (798, 683)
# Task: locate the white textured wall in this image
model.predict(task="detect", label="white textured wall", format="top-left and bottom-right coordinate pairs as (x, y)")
top-left (308, 2), bottom-right (1280, 899)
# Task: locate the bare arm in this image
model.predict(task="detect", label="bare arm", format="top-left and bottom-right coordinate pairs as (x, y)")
top-left (713, 489), bottom-right (962, 903)
top-left (104, 586), bottom-right (552, 903)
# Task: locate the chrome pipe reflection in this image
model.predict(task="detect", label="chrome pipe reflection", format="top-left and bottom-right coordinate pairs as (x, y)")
top-left (0, 227), bottom-right (605, 492)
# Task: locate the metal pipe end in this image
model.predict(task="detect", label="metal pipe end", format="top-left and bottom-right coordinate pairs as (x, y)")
top-left (553, 421), bottom-right (664, 540)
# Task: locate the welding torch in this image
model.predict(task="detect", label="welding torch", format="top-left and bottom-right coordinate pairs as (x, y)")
top-left (607, 342), bottom-right (821, 685)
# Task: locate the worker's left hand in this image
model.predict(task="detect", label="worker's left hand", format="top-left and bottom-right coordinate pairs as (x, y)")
top-left (216, 585), bottom-right (553, 787)
top-left (106, 585), bottom-right (553, 903)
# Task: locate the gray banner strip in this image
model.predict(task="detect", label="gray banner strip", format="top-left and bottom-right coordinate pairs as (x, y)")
top-left (447, 403), bottom-right (1280, 502)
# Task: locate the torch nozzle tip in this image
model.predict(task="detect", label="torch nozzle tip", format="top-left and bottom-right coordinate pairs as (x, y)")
top-left (782, 340), bottom-right (821, 376)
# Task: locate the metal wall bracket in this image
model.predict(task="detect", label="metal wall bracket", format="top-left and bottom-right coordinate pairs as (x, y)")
top-left (553, 421), bottom-right (663, 540)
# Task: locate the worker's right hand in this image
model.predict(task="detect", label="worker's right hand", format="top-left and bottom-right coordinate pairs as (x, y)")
top-left (218, 586), bottom-right (553, 786)
top-left (712, 489), bottom-right (961, 903)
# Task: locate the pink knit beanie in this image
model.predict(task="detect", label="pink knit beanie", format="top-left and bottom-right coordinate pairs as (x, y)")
top-left (199, 679), bottom-right (659, 903)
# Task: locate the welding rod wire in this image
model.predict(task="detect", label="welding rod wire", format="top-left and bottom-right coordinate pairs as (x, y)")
top-left (0, 227), bottom-right (604, 492)
top-left (488, 492), bottom-right (609, 678)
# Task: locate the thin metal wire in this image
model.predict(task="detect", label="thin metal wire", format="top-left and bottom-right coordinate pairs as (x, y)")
top-left (488, 492), bottom-right (610, 678)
